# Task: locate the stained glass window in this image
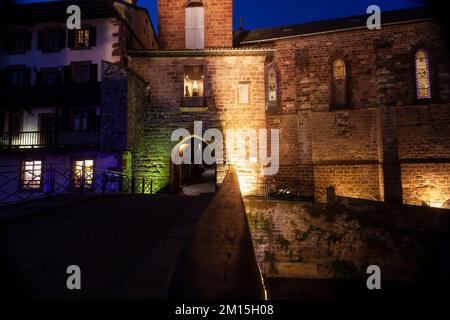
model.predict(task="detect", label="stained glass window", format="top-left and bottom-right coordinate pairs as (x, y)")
top-left (415, 49), bottom-right (431, 99)
top-left (333, 59), bottom-right (347, 107)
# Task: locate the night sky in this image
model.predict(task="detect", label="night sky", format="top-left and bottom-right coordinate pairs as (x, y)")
top-left (17, 0), bottom-right (427, 31)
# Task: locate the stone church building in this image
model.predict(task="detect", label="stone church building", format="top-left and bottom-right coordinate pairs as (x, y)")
top-left (112, 0), bottom-right (450, 209)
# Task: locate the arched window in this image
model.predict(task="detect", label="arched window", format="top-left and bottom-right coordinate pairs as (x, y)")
top-left (185, 0), bottom-right (204, 49)
top-left (265, 63), bottom-right (278, 111)
top-left (332, 58), bottom-right (347, 107)
top-left (415, 49), bottom-right (431, 99)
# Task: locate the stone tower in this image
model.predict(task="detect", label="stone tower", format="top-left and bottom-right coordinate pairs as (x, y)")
top-left (158, 0), bottom-right (233, 50)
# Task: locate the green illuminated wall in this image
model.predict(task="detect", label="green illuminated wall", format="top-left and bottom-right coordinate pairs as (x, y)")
top-left (133, 125), bottom-right (176, 193)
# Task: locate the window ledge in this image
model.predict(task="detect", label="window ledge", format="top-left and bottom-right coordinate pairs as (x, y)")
top-left (180, 107), bottom-right (208, 113)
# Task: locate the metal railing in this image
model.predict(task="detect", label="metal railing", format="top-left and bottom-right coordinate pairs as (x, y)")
top-left (0, 131), bottom-right (99, 148)
top-left (0, 164), bottom-right (153, 206)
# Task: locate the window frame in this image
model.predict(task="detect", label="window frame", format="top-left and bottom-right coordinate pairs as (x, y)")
top-left (6, 65), bottom-right (30, 87)
top-left (42, 28), bottom-right (61, 53)
top-left (183, 65), bottom-right (205, 109)
top-left (238, 81), bottom-right (251, 106)
top-left (40, 67), bottom-right (61, 86)
top-left (4, 29), bottom-right (31, 55)
top-left (20, 160), bottom-right (44, 191)
top-left (71, 159), bottom-right (95, 190)
top-left (410, 42), bottom-right (440, 105)
top-left (71, 61), bottom-right (91, 84)
top-left (329, 55), bottom-right (352, 111)
top-left (185, 2), bottom-right (205, 49)
top-left (265, 62), bottom-right (279, 112)
top-left (74, 28), bottom-right (91, 49)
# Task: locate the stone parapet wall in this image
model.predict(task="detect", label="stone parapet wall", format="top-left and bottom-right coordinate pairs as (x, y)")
top-left (244, 197), bottom-right (450, 281)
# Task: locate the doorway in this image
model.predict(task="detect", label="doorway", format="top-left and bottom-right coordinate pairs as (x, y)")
top-left (171, 136), bottom-right (216, 196)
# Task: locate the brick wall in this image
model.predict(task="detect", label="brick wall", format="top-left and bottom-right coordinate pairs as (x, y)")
top-left (253, 20), bottom-right (450, 206)
top-left (401, 163), bottom-right (450, 208)
top-left (158, 0), bottom-right (233, 49)
top-left (244, 197), bottom-right (450, 280)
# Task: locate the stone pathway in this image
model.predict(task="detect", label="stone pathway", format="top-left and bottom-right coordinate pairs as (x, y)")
top-left (112, 194), bottom-right (212, 299)
top-left (182, 168), bottom-right (216, 196)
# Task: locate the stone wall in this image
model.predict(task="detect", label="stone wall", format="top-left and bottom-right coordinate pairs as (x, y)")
top-left (244, 197), bottom-right (450, 281)
top-left (100, 61), bottom-right (147, 153)
top-left (101, 61), bottom-right (129, 151)
top-left (129, 52), bottom-right (269, 194)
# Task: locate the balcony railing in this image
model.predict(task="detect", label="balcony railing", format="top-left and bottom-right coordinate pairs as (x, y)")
top-left (0, 131), bottom-right (99, 149)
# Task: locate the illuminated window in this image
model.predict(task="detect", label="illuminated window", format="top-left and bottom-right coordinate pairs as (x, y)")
top-left (415, 49), bottom-right (431, 99)
top-left (73, 160), bottom-right (94, 189)
top-left (332, 59), bottom-right (347, 108)
top-left (75, 29), bottom-right (90, 48)
top-left (185, 1), bottom-right (204, 49)
top-left (184, 66), bottom-right (204, 97)
top-left (21, 161), bottom-right (42, 190)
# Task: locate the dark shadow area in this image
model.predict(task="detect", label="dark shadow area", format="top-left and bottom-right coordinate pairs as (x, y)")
top-left (168, 168), bottom-right (265, 300)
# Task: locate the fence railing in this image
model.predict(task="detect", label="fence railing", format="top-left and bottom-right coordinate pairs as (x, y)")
top-left (0, 164), bottom-right (153, 206)
top-left (264, 177), bottom-right (314, 201)
top-left (0, 131), bottom-right (99, 148)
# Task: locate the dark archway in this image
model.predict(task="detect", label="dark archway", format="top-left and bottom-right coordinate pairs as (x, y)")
top-left (171, 135), bottom-right (216, 196)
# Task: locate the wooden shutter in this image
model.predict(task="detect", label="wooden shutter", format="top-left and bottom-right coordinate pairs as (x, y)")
top-left (67, 29), bottom-right (75, 48)
top-left (37, 30), bottom-right (44, 50)
top-left (196, 7), bottom-right (204, 49)
top-left (63, 65), bottom-right (72, 85)
top-left (186, 7), bottom-right (204, 49)
top-left (59, 29), bottom-right (66, 49)
top-left (186, 8), bottom-right (194, 49)
top-left (25, 31), bottom-right (32, 51)
top-left (9, 112), bottom-right (21, 133)
top-left (89, 27), bottom-right (97, 47)
top-left (89, 64), bottom-right (98, 83)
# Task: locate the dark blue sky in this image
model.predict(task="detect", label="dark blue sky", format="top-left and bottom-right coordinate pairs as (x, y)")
top-left (18, 0), bottom-right (427, 31)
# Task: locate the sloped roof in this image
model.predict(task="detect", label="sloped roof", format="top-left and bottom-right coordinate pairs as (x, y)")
top-left (236, 7), bottom-right (435, 44)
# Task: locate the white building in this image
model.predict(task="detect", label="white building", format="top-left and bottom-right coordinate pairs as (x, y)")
top-left (0, 0), bottom-right (156, 203)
